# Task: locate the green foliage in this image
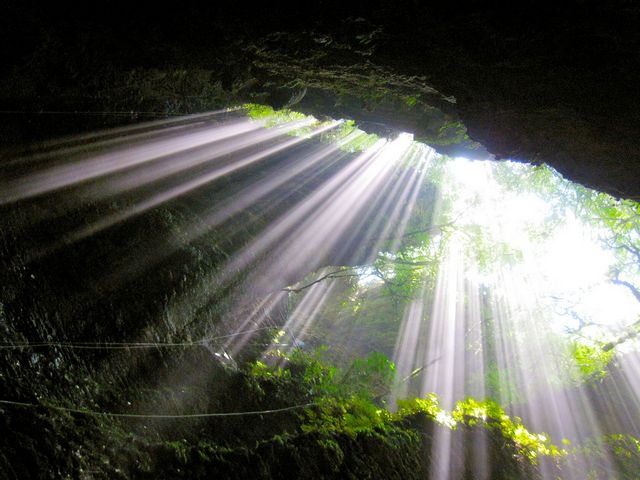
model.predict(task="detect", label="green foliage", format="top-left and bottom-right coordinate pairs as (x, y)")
top-left (435, 120), bottom-right (471, 145)
top-left (252, 349), bottom-right (396, 437)
top-left (302, 395), bottom-right (389, 437)
top-left (244, 103), bottom-right (380, 153)
top-left (329, 119), bottom-right (380, 152)
top-left (467, 230), bottom-right (524, 272)
top-left (4, 92), bottom-right (640, 479)
top-left (492, 162), bottom-right (562, 199)
top-left (397, 395), bottom-right (564, 463)
top-left (233, 356), bottom-right (550, 478)
top-left (347, 351), bottom-right (396, 399)
top-left (494, 160), bottom-right (640, 352)
top-left (396, 394), bottom-right (456, 428)
top-left (452, 398), bottom-right (564, 462)
top-left (571, 341), bottom-right (615, 381)
top-left (244, 103), bottom-right (310, 125)
top-left (243, 103), bottom-right (318, 136)
top-left (166, 440), bottom-right (190, 464)
top-left (603, 434), bottom-right (640, 476)
top-left (564, 434), bottom-right (640, 479)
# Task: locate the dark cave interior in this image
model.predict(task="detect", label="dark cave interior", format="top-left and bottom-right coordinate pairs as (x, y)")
top-left (1, 1), bottom-right (639, 199)
top-left (1, 3), bottom-right (640, 479)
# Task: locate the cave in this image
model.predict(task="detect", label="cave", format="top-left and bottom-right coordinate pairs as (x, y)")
top-left (1, 2), bottom-right (640, 479)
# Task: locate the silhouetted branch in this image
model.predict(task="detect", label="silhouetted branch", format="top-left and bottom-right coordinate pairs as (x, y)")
top-left (282, 268), bottom-right (359, 293)
top-left (611, 278), bottom-right (640, 303)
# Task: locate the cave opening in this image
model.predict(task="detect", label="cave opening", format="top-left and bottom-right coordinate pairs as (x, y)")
top-left (1, 103), bottom-right (639, 479)
top-left (3, 3), bottom-right (640, 476)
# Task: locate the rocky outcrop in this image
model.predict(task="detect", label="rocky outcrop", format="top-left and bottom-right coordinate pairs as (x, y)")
top-left (1, 1), bottom-right (638, 199)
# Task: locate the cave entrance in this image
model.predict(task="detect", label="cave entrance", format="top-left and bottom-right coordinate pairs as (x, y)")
top-left (1, 104), bottom-right (639, 478)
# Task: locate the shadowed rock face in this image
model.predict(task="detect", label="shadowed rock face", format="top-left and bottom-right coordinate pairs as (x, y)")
top-left (1, 1), bottom-right (638, 199)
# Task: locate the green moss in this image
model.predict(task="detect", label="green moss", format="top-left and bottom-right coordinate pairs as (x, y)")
top-left (166, 440), bottom-right (190, 464)
top-left (244, 103), bottom-right (380, 152)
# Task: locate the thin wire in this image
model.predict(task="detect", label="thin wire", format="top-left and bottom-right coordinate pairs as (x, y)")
top-left (0, 110), bottom-right (184, 117)
top-left (0, 399), bottom-right (316, 419)
top-left (0, 326), bottom-right (278, 350)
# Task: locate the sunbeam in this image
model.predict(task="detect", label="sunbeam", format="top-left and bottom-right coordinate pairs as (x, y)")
top-left (2, 106), bottom-right (640, 479)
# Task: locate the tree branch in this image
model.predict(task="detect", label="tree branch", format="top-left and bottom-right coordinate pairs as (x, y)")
top-left (282, 268), bottom-right (360, 293)
top-left (602, 320), bottom-right (640, 351)
top-left (611, 278), bottom-right (640, 303)
top-left (400, 221), bottom-right (455, 240)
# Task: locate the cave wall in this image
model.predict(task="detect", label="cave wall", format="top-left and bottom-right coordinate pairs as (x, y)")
top-left (1, 1), bottom-right (639, 199)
